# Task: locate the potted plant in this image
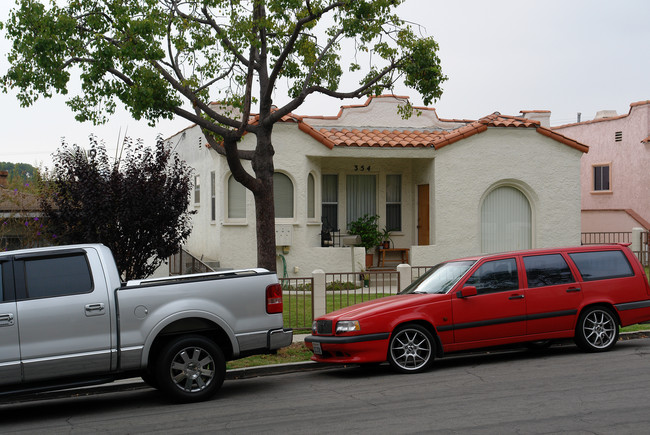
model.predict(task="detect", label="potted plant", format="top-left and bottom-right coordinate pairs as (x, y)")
top-left (348, 214), bottom-right (382, 268)
top-left (379, 227), bottom-right (392, 250)
top-left (357, 263), bottom-right (370, 288)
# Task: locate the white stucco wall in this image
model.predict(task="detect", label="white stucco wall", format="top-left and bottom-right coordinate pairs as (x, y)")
top-left (411, 128), bottom-right (583, 266)
top-left (168, 101), bottom-right (583, 275)
top-left (305, 95), bottom-right (464, 130)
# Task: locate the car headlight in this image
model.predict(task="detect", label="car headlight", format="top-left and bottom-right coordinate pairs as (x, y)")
top-left (312, 321), bottom-right (317, 334)
top-left (336, 320), bottom-right (361, 333)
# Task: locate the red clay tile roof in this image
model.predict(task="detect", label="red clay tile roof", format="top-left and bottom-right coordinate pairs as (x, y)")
top-left (312, 128), bottom-right (443, 148)
top-left (298, 111), bottom-right (588, 153)
top-left (478, 113), bottom-right (540, 128)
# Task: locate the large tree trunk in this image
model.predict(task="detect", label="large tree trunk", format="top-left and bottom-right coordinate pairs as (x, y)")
top-left (220, 121), bottom-right (277, 271)
top-left (251, 126), bottom-right (277, 272)
top-left (253, 181), bottom-right (277, 271)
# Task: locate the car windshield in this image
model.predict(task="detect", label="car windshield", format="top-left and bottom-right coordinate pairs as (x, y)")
top-left (400, 260), bottom-right (476, 295)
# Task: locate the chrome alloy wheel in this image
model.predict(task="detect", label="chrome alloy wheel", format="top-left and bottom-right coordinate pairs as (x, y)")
top-left (169, 346), bottom-right (215, 393)
top-left (389, 327), bottom-right (433, 372)
top-left (581, 308), bottom-right (617, 349)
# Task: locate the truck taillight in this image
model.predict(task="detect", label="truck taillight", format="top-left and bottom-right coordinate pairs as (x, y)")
top-left (266, 283), bottom-right (283, 314)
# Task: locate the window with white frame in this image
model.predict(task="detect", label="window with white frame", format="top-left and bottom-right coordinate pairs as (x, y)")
top-left (194, 175), bottom-right (200, 205)
top-left (227, 175), bottom-right (246, 219)
top-left (307, 173), bottom-right (315, 219)
top-left (210, 171), bottom-right (216, 221)
top-left (593, 164), bottom-right (611, 191)
top-left (481, 186), bottom-right (531, 253)
top-left (386, 174), bottom-right (402, 231)
top-left (346, 174), bottom-right (376, 226)
top-left (322, 174), bottom-right (338, 231)
top-left (273, 172), bottom-right (294, 219)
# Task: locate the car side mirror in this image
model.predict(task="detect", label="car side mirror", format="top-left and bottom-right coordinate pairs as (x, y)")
top-left (457, 286), bottom-right (477, 298)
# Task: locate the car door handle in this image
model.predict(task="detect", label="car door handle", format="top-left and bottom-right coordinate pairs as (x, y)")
top-left (85, 303), bottom-right (105, 316)
top-left (0, 313), bottom-right (15, 326)
top-left (566, 287), bottom-right (581, 293)
top-left (508, 294), bottom-right (524, 300)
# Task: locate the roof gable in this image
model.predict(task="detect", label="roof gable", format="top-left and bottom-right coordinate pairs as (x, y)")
top-left (297, 109), bottom-right (588, 153)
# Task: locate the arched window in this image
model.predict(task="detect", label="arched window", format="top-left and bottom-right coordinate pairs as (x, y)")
top-left (274, 172), bottom-right (294, 219)
top-left (481, 186), bottom-right (531, 253)
top-left (307, 173), bottom-right (315, 219)
top-left (227, 175), bottom-right (246, 219)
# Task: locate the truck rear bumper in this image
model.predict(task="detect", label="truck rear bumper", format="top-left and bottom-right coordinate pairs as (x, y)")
top-left (269, 328), bottom-right (293, 350)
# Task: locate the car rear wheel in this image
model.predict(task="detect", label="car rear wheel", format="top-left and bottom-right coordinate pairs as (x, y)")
top-left (574, 306), bottom-right (619, 352)
top-left (155, 335), bottom-right (226, 403)
top-left (388, 324), bottom-right (435, 374)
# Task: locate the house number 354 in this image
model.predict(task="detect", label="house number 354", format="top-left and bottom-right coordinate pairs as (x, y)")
top-left (354, 165), bottom-right (371, 172)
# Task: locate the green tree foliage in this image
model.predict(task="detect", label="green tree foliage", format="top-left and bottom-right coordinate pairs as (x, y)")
top-left (0, 162), bottom-right (40, 191)
top-left (1, 0), bottom-right (447, 271)
top-left (40, 136), bottom-right (195, 280)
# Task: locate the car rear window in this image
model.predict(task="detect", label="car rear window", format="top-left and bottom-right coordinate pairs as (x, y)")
top-left (523, 254), bottom-right (575, 288)
top-left (568, 250), bottom-right (635, 281)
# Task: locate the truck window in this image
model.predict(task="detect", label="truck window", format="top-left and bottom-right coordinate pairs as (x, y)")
top-left (24, 254), bottom-right (94, 299)
top-left (523, 254), bottom-right (575, 288)
top-left (568, 250), bottom-right (635, 281)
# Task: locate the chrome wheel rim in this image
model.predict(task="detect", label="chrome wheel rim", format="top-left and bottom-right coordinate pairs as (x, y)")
top-left (583, 309), bottom-right (616, 349)
top-left (169, 346), bottom-right (215, 393)
top-left (390, 328), bottom-right (432, 371)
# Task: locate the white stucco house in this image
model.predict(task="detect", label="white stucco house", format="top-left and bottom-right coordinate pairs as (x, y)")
top-left (166, 95), bottom-right (588, 276)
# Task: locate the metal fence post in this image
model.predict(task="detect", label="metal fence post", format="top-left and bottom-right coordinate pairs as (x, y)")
top-left (312, 269), bottom-right (326, 319)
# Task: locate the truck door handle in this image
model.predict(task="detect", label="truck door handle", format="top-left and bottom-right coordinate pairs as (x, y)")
top-left (566, 287), bottom-right (581, 293)
top-left (0, 313), bottom-right (15, 326)
top-left (85, 303), bottom-right (105, 316)
top-left (508, 294), bottom-right (524, 300)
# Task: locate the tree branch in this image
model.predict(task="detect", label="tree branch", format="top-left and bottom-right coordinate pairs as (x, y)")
top-left (265, 1), bottom-right (344, 104)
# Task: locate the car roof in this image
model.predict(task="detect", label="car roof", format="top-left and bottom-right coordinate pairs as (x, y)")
top-left (447, 244), bottom-right (627, 263)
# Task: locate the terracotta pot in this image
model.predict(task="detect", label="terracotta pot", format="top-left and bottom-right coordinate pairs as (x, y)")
top-left (365, 253), bottom-right (373, 268)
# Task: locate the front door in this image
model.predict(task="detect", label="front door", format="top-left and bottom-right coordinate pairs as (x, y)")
top-left (417, 184), bottom-right (429, 245)
top-left (452, 258), bottom-right (526, 343)
top-left (0, 260), bottom-right (20, 386)
top-left (15, 248), bottom-right (112, 381)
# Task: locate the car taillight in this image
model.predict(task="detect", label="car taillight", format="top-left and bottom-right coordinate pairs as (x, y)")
top-left (266, 283), bottom-right (283, 314)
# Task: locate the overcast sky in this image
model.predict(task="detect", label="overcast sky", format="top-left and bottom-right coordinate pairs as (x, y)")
top-left (1, 0), bottom-right (649, 168)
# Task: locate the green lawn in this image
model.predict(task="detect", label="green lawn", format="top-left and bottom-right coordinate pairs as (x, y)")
top-left (283, 292), bottom-right (393, 332)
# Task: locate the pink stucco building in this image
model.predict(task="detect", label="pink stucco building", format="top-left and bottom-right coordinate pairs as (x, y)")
top-left (552, 101), bottom-right (650, 233)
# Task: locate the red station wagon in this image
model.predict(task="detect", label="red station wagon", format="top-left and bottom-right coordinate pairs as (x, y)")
top-left (305, 244), bottom-right (650, 373)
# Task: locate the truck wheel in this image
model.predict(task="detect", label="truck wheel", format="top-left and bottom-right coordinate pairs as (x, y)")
top-left (387, 324), bottom-right (435, 374)
top-left (141, 370), bottom-right (159, 389)
top-left (155, 335), bottom-right (226, 403)
top-left (574, 306), bottom-right (619, 352)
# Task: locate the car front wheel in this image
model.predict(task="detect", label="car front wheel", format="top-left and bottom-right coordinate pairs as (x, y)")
top-left (387, 324), bottom-right (435, 374)
top-left (575, 306), bottom-right (619, 352)
top-left (155, 335), bottom-right (226, 403)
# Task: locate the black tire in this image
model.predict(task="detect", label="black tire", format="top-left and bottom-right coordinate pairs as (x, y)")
top-left (155, 335), bottom-right (226, 403)
top-left (387, 324), bottom-right (435, 374)
top-left (141, 370), bottom-right (159, 389)
top-left (574, 306), bottom-right (619, 352)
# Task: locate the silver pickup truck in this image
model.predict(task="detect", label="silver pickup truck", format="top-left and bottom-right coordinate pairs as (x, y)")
top-left (0, 244), bottom-right (292, 402)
